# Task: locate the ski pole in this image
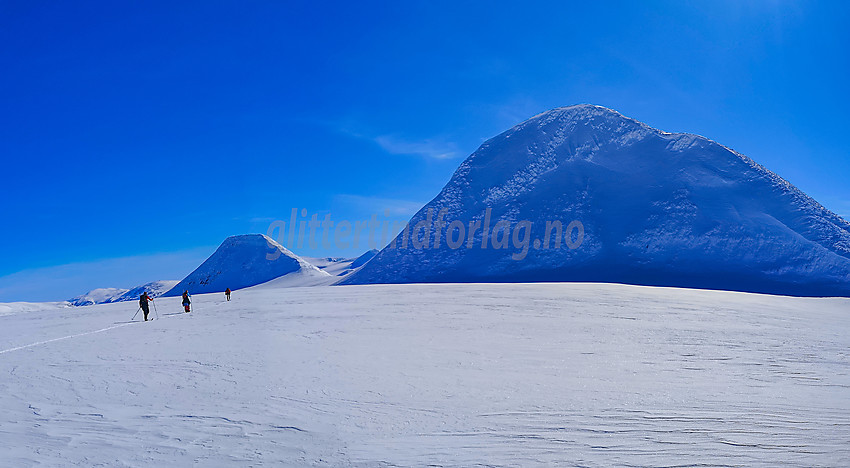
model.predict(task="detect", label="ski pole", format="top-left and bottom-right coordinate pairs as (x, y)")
top-left (152, 299), bottom-right (159, 319)
top-left (132, 307), bottom-right (141, 321)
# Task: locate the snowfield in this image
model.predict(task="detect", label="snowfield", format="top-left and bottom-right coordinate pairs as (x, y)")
top-left (1, 283), bottom-right (848, 467)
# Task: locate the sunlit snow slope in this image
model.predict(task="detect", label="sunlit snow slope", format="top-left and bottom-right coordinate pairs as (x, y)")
top-left (1, 283), bottom-right (848, 466)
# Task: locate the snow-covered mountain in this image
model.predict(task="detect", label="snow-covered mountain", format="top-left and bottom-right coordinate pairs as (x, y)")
top-left (165, 234), bottom-right (329, 295)
top-left (345, 104), bottom-right (850, 296)
top-left (69, 288), bottom-right (128, 306)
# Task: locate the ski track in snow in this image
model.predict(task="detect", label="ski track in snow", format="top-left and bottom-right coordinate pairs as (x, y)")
top-left (1, 283), bottom-right (849, 467)
top-left (0, 322), bottom-right (137, 355)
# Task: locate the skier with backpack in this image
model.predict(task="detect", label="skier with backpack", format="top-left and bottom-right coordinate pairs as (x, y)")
top-left (139, 292), bottom-right (153, 321)
top-left (225, 288), bottom-right (231, 301)
top-left (182, 290), bottom-right (191, 313)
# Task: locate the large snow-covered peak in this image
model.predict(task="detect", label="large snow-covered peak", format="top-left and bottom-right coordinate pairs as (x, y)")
top-left (346, 105), bottom-right (850, 296)
top-left (165, 234), bottom-right (328, 296)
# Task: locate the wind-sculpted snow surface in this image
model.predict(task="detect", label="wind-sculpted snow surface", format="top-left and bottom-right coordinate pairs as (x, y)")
top-left (346, 104), bottom-right (850, 296)
top-left (0, 283), bottom-right (848, 466)
top-left (165, 234), bottom-right (329, 295)
top-left (0, 301), bottom-right (69, 317)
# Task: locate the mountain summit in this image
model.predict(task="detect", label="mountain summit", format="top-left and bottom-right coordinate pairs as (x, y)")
top-left (345, 104), bottom-right (850, 296)
top-left (165, 234), bottom-right (329, 295)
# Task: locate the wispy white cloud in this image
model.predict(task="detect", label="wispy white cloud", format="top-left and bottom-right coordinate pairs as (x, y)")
top-left (313, 114), bottom-right (464, 160)
top-left (333, 194), bottom-right (425, 217)
top-left (0, 247), bottom-right (214, 303)
top-left (373, 135), bottom-right (460, 160)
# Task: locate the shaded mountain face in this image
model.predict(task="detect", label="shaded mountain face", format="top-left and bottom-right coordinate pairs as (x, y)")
top-left (345, 105), bottom-right (850, 296)
top-left (165, 234), bottom-right (326, 295)
top-left (350, 249), bottom-right (379, 269)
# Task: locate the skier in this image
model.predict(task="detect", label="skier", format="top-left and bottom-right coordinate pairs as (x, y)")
top-left (139, 292), bottom-right (153, 321)
top-left (225, 288), bottom-right (231, 301)
top-left (182, 290), bottom-right (191, 313)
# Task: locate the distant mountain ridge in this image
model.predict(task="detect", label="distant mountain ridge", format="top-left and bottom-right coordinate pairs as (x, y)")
top-left (64, 240), bottom-right (377, 305)
top-left (68, 281), bottom-right (178, 306)
top-left (345, 104), bottom-right (850, 296)
top-left (69, 288), bottom-right (128, 307)
top-left (112, 281), bottom-right (179, 302)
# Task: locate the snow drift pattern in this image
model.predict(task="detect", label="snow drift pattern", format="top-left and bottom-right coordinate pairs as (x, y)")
top-left (165, 234), bottom-right (327, 295)
top-left (3, 283), bottom-right (850, 465)
top-left (346, 104), bottom-right (850, 296)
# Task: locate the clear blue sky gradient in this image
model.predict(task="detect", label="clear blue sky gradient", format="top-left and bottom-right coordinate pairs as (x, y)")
top-left (1, 1), bottom-right (848, 301)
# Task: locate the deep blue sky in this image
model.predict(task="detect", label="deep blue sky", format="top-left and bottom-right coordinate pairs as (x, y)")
top-left (1, 1), bottom-right (848, 301)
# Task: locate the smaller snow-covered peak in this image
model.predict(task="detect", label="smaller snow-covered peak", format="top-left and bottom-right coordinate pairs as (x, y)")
top-left (165, 233), bottom-right (328, 296)
top-left (221, 233), bottom-right (283, 251)
top-left (220, 234), bottom-right (315, 268)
